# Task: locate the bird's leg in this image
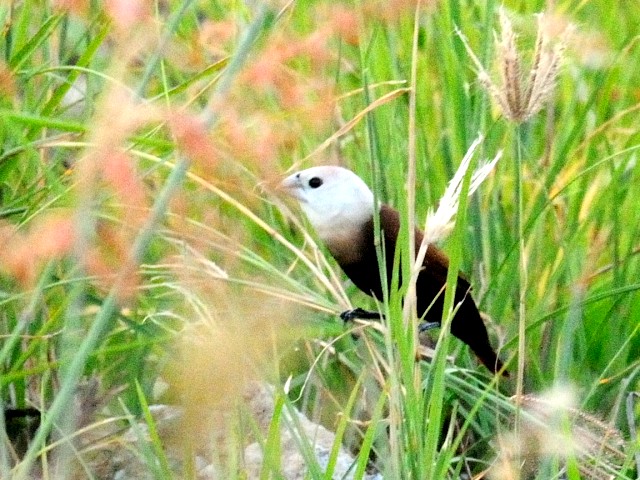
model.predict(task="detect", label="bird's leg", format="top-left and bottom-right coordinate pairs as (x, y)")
top-left (341, 309), bottom-right (439, 331)
top-left (418, 321), bottom-right (440, 333)
top-left (340, 307), bottom-right (385, 323)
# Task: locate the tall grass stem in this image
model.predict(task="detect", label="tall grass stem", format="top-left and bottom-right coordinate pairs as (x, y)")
top-left (515, 124), bottom-right (527, 429)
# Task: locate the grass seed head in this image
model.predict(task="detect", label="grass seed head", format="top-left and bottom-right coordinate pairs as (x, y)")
top-left (0, 61), bottom-right (17, 100)
top-left (163, 283), bottom-right (302, 458)
top-left (461, 7), bottom-right (574, 124)
top-left (105, 0), bottom-right (151, 32)
top-left (198, 19), bottom-right (238, 58)
top-left (424, 136), bottom-right (502, 243)
top-left (169, 112), bottom-right (219, 173)
top-left (0, 214), bottom-right (76, 287)
top-left (52, 0), bottom-right (90, 16)
top-left (492, 387), bottom-right (627, 479)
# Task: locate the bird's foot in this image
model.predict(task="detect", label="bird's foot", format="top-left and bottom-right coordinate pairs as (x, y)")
top-left (340, 307), bottom-right (384, 323)
top-left (418, 321), bottom-right (440, 333)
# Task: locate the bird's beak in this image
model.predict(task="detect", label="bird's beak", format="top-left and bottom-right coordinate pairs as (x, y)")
top-left (280, 172), bottom-right (303, 200)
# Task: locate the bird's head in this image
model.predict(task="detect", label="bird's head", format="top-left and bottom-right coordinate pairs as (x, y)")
top-left (280, 166), bottom-right (375, 241)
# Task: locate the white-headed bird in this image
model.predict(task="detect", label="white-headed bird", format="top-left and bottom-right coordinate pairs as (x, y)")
top-left (282, 166), bottom-right (506, 375)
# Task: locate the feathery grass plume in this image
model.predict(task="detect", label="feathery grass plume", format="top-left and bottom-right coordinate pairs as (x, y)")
top-left (491, 387), bottom-right (627, 480)
top-left (75, 87), bottom-right (158, 301)
top-left (52, 0), bottom-right (90, 16)
top-left (363, 0), bottom-right (438, 22)
top-left (318, 4), bottom-right (361, 46)
top-left (198, 18), bottom-right (238, 58)
top-left (198, 24), bottom-right (337, 182)
top-left (159, 274), bottom-right (303, 473)
top-left (0, 214), bottom-right (75, 287)
top-left (422, 135), bottom-right (502, 244)
top-left (0, 61), bottom-right (17, 100)
top-left (168, 112), bottom-right (219, 173)
top-left (104, 0), bottom-right (151, 33)
top-left (458, 8), bottom-right (574, 123)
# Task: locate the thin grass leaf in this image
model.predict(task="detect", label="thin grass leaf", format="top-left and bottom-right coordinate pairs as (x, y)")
top-left (353, 383), bottom-right (388, 479)
top-left (135, 380), bottom-right (173, 479)
top-left (9, 14), bottom-right (63, 71)
top-left (322, 374), bottom-right (364, 480)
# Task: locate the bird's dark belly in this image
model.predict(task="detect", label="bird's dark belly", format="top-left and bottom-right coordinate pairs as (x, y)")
top-left (340, 254), bottom-right (449, 324)
top-left (341, 252), bottom-right (476, 331)
top-left (341, 260), bottom-right (386, 302)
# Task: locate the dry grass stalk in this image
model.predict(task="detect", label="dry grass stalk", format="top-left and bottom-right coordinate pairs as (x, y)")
top-left (459, 8), bottom-right (574, 124)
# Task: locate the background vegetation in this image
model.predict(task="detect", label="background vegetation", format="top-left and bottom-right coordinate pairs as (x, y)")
top-left (0, 0), bottom-right (638, 478)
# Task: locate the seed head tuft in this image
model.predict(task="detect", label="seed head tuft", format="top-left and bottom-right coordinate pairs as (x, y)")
top-left (459, 8), bottom-right (574, 123)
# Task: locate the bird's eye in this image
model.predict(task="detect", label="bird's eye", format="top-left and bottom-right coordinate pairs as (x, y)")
top-left (308, 177), bottom-right (323, 189)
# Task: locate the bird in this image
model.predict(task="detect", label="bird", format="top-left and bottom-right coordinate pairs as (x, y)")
top-left (281, 165), bottom-right (507, 375)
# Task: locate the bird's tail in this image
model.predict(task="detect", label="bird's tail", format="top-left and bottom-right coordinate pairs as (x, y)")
top-left (452, 296), bottom-right (509, 377)
top-left (475, 346), bottom-right (509, 377)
